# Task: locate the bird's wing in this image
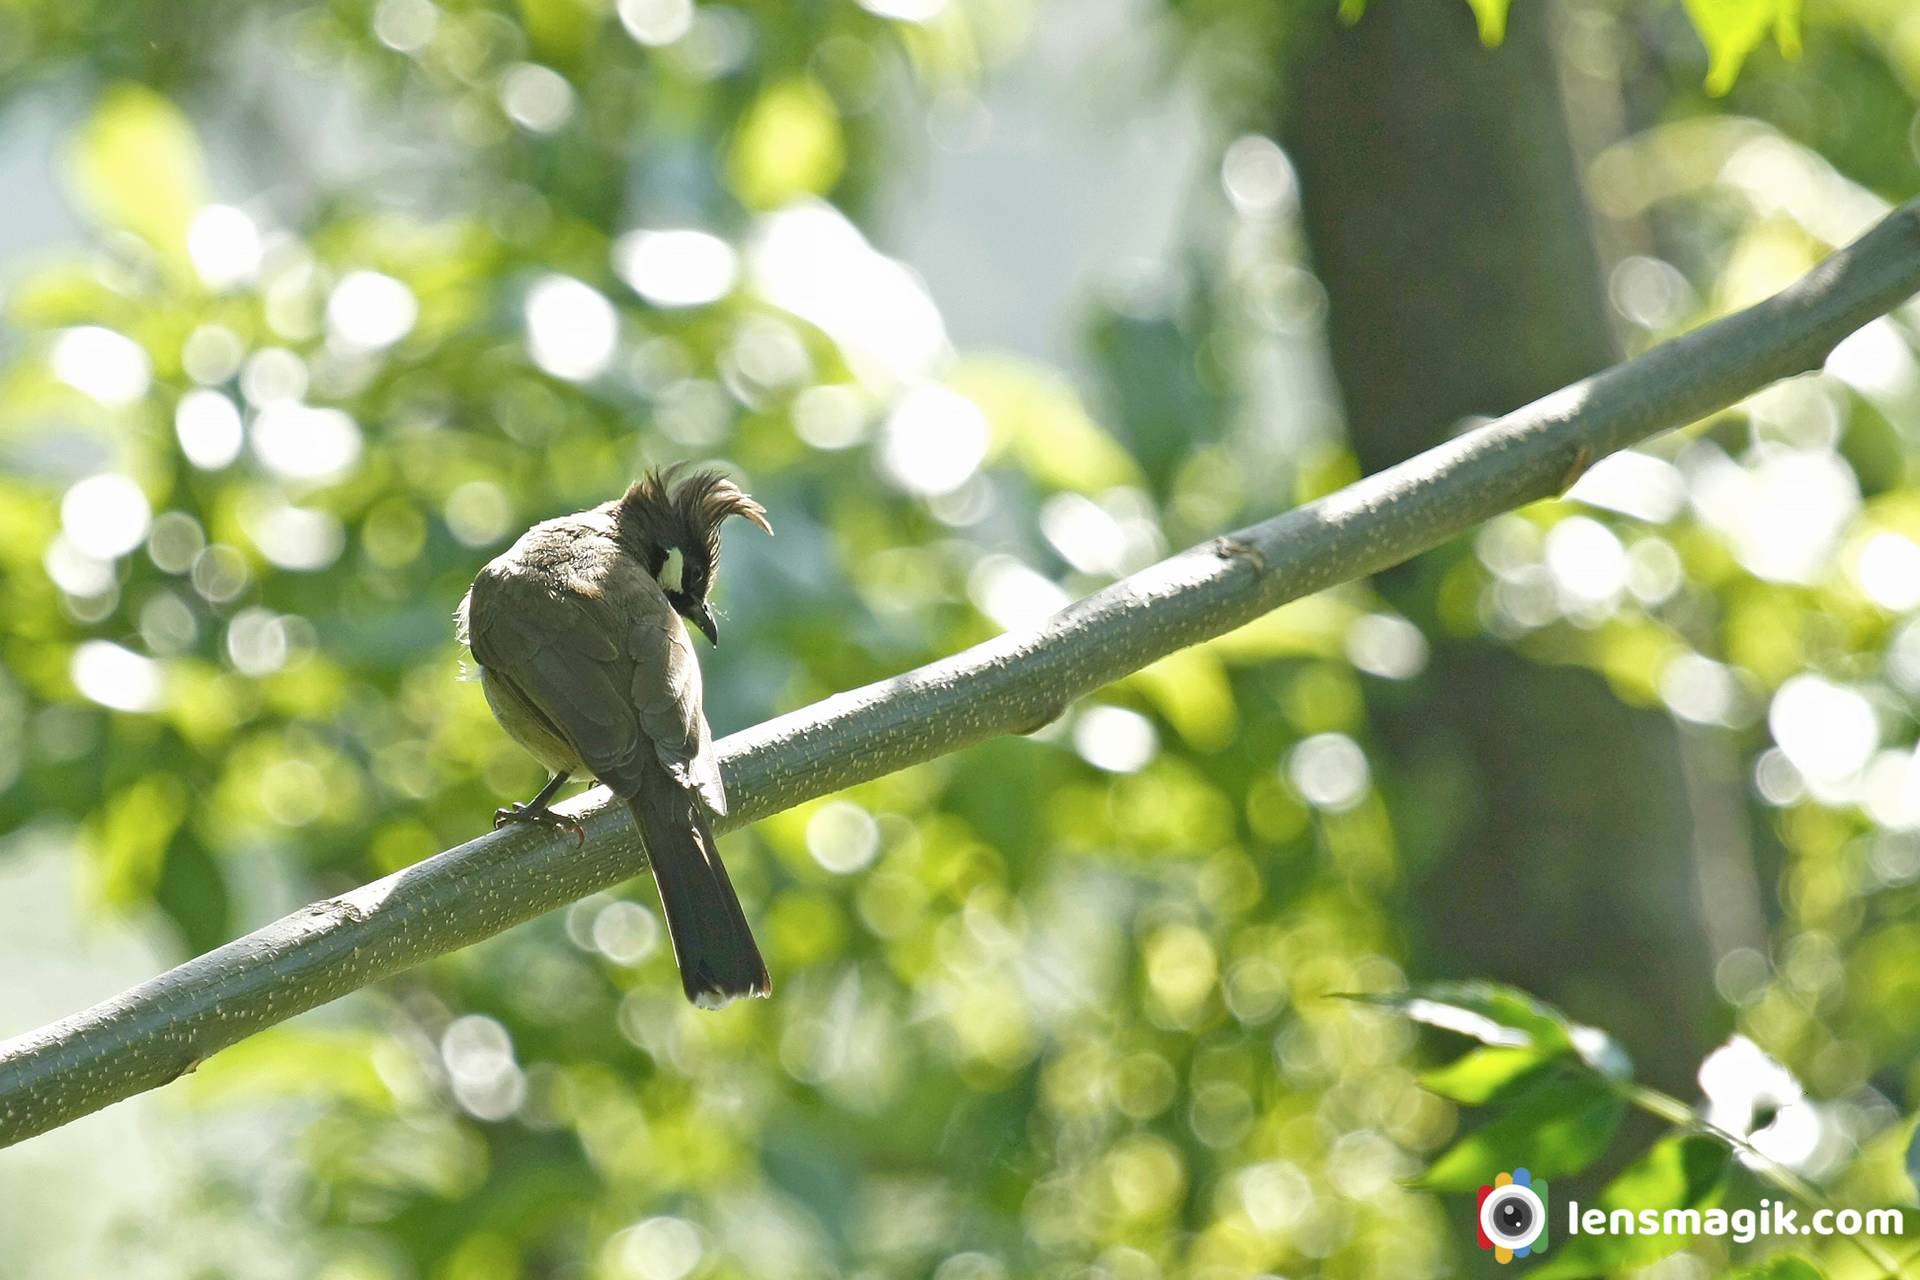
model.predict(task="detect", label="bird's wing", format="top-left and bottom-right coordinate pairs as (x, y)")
top-left (469, 528), bottom-right (724, 810)
top-left (467, 551), bottom-right (652, 794)
top-left (625, 596), bottom-right (727, 814)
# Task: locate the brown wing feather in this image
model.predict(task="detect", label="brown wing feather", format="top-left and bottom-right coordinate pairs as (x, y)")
top-left (626, 608), bottom-right (727, 813)
top-left (467, 522), bottom-right (722, 807)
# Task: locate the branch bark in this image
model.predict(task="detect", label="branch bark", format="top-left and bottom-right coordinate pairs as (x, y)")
top-left (5, 201), bottom-right (1920, 1150)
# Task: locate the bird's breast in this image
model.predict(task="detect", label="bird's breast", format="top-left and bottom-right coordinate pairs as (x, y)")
top-left (479, 666), bottom-right (583, 776)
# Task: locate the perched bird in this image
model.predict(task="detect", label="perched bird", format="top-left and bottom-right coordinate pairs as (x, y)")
top-left (456, 466), bottom-right (773, 1007)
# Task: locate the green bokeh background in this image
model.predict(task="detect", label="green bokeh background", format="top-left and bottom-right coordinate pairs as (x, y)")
top-left (2, 0), bottom-right (1919, 1277)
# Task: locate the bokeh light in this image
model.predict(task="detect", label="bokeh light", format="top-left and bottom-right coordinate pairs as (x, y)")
top-left (51, 327), bottom-right (150, 407)
top-left (326, 271), bottom-right (418, 350)
top-left (615, 229), bottom-right (738, 307)
top-left (1769, 675), bottom-right (1878, 789)
top-left (751, 202), bottom-right (949, 388)
top-left (186, 204), bottom-right (262, 290)
top-left (251, 403), bottom-right (363, 482)
top-left (526, 275), bottom-right (618, 381)
top-left (1287, 733), bottom-right (1370, 812)
top-left (70, 641), bottom-right (164, 713)
top-left (60, 474), bottom-right (151, 561)
top-left (1073, 705), bottom-right (1159, 774)
top-left (618, 0), bottom-right (694, 46)
top-left (879, 385), bottom-right (989, 497)
top-left (500, 64), bottom-right (575, 134)
top-left (174, 389), bottom-right (245, 468)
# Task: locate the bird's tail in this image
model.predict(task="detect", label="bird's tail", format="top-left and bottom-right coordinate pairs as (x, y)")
top-left (629, 765), bottom-right (771, 1008)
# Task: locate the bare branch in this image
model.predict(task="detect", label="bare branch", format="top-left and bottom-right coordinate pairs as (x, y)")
top-left (5, 202), bottom-right (1919, 1150)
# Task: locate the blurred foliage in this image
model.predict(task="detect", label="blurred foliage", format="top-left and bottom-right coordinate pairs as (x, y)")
top-left (2, 1), bottom-right (1920, 1279)
top-left (1341, 0), bottom-right (1804, 86)
top-left (1370, 981), bottom-right (1918, 1278)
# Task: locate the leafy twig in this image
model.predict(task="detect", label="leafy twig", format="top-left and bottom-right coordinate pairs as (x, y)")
top-left (1626, 1083), bottom-right (1911, 1278)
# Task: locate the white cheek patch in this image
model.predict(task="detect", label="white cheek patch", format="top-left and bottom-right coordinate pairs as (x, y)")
top-left (658, 546), bottom-right (686, 593)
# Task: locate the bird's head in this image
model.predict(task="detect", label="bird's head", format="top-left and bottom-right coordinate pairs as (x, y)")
top-left (616, 464), bottom-right (772, 645)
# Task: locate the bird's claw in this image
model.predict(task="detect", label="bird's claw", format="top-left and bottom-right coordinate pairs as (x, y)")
top-left (493, 804), bottom-right (586, 847)
top-left (1213, 536), bottom-right (1268, 574)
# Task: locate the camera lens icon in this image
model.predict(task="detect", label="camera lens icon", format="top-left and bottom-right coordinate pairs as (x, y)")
top-left (1477, 1169), bottom-right (1549, 1262)
top-left (1483, 1184), bottom-right (1541, 1246)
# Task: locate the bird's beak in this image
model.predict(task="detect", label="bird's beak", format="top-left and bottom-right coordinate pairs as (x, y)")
top-left (692, 601), bottom-right (720, 646)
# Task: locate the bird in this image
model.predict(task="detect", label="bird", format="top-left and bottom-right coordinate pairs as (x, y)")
top-left (456, 465), bottom-right (773, 1008)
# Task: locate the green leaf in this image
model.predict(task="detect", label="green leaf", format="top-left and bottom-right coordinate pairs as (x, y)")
top-left (1730, 1258), bottom-right (1824, 1280)
top-left (1355, 981), bottom-right (1634, 1080)
top-left (87, 774), bottom-right (189, 909)
top-left (1464, 0), bottom-right (1510, 44)
top-left (1421, 1046), bottom-right (1556, 1105)
top-left (153, 832), bottom-right (232, 957)
top-left (1347, 981), bottom-right (1576, 1055)
top-left (1085, 305), bottom-right (1224, 499)
top-left (1601, 1135), bottom-right (1732, 1212)
top-left (4, 259), bottom-right (127, 328)
top-left (183, 1027), bottom-right (394, 1109)
top-left (1683, 0), bottom-right (1796, 95)
top-left (1209, 597), bottom-right (1354, 663)
top-left (517, 0), bottom-right (598, 59)
top-left (946, 356), bottom-right (1141, 492)
top-left (66, 83), bottom-right (207, 265)
top-left (727, 78), bottom-right (845, 209)
top-left (1421, 1072), bottom-right (1625, 1192)
top-left (1127, 648), bottom-right (1238, 751)
top-left (1905, 1114), bottom-right (1920, 1199)
top-left (1771, 0), bottom-right (1802, 60)
top-left (1527, 1135), bottom-right (1732, 1279)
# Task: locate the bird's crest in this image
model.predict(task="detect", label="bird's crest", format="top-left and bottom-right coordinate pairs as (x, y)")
top-left (616, 465), bottom-right (771, 594)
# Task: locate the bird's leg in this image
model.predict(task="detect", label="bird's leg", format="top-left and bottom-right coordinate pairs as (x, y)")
top-left (494, 772), bottom-right (584, 846)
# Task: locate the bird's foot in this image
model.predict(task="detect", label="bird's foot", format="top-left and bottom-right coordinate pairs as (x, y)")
top-left (493, 803), bottom-right (586, 847)
top-left (1213, 535), bottom-right (1268, 575)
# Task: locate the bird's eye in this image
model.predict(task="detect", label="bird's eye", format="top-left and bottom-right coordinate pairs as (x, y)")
top-left (658, 546), bottom-right (685, 592)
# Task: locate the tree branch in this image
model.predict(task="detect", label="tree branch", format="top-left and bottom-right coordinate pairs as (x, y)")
top-left (5, 202), bottom-right (1920, 1150)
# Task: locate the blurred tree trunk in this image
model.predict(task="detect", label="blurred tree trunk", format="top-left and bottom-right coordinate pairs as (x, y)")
top-left (1282, 0), bottom-right (1723, 1083)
